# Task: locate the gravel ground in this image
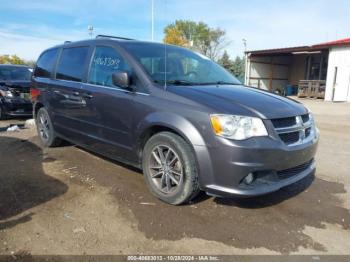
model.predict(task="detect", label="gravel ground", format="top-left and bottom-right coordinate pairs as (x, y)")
top-left (0, 98), bottom-right (349, 255)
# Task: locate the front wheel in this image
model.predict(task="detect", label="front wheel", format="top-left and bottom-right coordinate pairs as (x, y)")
top-left (142, 132), bottom-right (200, 205)
top-left (36, 107), bottom-right (62, 147)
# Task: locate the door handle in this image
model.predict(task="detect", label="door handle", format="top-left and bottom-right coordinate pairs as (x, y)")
top-left (71, 91), bottom-right (93, 99)
top-left (81, 93), bottom-right (93, 99)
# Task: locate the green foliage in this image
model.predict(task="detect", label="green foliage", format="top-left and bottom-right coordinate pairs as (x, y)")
top-left (0, 54), bottom-right (35, 67)
top-left (163, 20), bottom-right (228, 61)
top-left (218, 51), bottom-right (245, 82)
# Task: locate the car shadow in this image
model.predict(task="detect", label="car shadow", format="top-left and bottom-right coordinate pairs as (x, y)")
top-left (0, 136), bottom-right (68, 230)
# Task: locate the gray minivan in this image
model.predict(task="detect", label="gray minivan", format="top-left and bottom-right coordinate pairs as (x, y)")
top-left (31, 36), bottom-right (319, 205)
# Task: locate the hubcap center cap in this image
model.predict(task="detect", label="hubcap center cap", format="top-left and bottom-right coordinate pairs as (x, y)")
top-left (163, 165), bottom-right (170, 173)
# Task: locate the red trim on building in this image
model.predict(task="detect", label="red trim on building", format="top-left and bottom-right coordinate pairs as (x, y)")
top-left (247, 37), bottom-right (350, 55)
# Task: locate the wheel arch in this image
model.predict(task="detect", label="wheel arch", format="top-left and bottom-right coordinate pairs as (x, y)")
top-left (137, 112), bottom-right (206, 153)
top-left (33, 101), bottom-right (45, 119)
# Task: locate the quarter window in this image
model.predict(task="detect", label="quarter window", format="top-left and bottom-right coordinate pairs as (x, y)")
top-left (34, 48), bottom-right (59, 78)
top-left (88, 46), bottom-right (131, 87)
top-left (56, 47), bottom-right (89, 82)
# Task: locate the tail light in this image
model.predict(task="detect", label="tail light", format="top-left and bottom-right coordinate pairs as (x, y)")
top-left (30, 88), bottom-right (41, 102)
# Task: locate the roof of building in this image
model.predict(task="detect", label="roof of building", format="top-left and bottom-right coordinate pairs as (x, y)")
top-left (247, 37), bottom-right (350, 56)
top-left (312, 37), bottom-right (350, 48)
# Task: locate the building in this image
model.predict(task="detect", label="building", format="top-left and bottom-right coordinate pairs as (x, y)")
top-left (244, 37), bottom-right (350, 102)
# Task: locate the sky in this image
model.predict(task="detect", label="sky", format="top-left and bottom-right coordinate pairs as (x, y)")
top-left (0, 0), bottom-right (350, 60)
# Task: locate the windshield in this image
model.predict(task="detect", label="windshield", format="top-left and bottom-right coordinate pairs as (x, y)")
top-left (0, 66), bottom-right (32, 81)
top-left (123, 42), bottom-right (241, 86)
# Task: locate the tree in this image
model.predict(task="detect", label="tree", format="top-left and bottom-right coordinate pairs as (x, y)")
top-left (218, 50), bottom-right (233, 71)
top-left (164, 27), bottom-right (188, 47)
top-left (163, 20), bottom-right (228, 61)
top-left (218, 51), bottom-right (245, 82)
top-left (231, 56), bottom-right (245, 82)
top-left (0, 54), bottom-right (35, 67)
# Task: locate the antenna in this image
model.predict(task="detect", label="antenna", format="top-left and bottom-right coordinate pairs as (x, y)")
top-left (151, 0), bottom-right (154, 41)
top-left (164, 0), bottom-right (167, 90)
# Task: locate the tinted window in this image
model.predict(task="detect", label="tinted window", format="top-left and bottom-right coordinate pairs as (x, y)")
top-left (56, 47), bottom-right (89, 82)
top-left (34, 48), bottom-right (58, 78)
top-left (88, 46), bottom-right (131, 87)
top-left (0, 66), bottom-right (31, 81)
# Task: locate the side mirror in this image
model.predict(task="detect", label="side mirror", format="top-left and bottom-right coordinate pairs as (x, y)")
top-left (112, 71), bottom-right (130, 89)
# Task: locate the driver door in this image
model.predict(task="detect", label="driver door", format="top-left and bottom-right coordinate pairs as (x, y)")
top-left (81, 45), bottom-right (136, 159)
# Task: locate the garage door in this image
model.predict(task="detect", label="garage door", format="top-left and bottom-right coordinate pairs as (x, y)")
top-left (333, 66), bottom-right (350, 101)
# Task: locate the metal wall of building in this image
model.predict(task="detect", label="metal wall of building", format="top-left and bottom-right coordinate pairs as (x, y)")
top-left (325, 46), bottom-right (350, 102)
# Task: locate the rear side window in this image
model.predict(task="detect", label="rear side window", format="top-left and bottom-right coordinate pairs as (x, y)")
top-left (88, 46), bottom-right (131, 87)
top-left (56, 47), bottom-right (89, 82)
top-left (34, 48), bottom-right (59, 78)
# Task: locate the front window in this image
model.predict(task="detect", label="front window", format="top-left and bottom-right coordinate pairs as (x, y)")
top-left (0, 66), bottom-right (32, 81)
top-left (88, 46), bottom-right (131, 87)
top-left (123, 43), bottom-right (241, 86)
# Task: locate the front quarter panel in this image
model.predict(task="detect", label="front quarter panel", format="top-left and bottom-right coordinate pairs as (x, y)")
top-left (134, 106), bottom-right (216, 189)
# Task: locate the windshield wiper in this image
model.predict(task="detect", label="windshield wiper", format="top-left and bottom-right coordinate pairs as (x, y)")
top-left (198, 81), bottom-right (241, 86)
top-left (154, 80), bottom-right (198, 86)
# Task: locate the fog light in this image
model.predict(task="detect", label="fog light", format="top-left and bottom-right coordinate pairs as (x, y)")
top-left (244, 173), bottom-right (254, 184)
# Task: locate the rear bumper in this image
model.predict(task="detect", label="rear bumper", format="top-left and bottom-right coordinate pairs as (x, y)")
top-left (0, 98), bottom-right (33, 117)
top-left (197, 133), bottom-right (319, 198)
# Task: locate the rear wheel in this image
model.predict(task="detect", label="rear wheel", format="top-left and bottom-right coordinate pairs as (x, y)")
top-left (36, 107), bottom-right (62, 147)
top-left (142, 132), bottom-right (200, 205)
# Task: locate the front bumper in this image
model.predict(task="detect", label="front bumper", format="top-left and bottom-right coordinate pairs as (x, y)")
top-left (0, 97), bottom-right (33, 117)
top-left (198, 132), bottom-right (319, 198)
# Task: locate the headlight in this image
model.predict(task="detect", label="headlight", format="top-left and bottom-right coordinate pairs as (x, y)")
top-left (210, 114), bottom-right (268, 140)
top-left (0, 90), bottom-right (13, 98)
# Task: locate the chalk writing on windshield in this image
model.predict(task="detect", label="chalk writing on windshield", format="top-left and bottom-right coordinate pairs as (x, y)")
top-left (93, 57), bottom-right (121, 69)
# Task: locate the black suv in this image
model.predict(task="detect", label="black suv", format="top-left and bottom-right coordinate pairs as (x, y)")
top-left (31, 36), bottom-right (319, 205)
top-left (0, 64), bottom-right (33, 119)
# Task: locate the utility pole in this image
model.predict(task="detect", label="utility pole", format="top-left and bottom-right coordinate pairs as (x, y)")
top-left (151, 0), bottom-right (154, 41)
top-left (242, 38), bottom-right (247, 53)
top-left (88, 25), bottom-right (94, 38)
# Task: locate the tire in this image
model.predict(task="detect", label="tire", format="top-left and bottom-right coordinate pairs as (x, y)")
top-left (35, 107), bottom-right (62, 147)
top-left (142, 132), bottom-right (200, 205)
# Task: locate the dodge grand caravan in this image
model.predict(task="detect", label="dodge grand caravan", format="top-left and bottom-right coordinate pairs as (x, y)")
top-left (31, 35), bottom-right (319, 205)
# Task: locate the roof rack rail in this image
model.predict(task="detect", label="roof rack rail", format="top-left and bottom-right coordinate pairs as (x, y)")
top-left (64, 41), bottom-right (71, 44)
top-left (95, 35), bottom-right (134, 41)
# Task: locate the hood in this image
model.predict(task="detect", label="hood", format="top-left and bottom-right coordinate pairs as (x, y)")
top-left (167, 84), bottom-right (307, 119)
top-left (0, 80), bottom-right (30, 91)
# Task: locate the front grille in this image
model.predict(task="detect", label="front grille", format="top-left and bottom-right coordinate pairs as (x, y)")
top-left (301, 114), bottom-right (310, 123)
top-left (271, 114), bottom-right (314, 146)
top-left (271, 117), bottom-right (296, 128)
top-left (277, 159), bottom-right (314, 179)
top-left (279, 131), bottom-right (300, 144)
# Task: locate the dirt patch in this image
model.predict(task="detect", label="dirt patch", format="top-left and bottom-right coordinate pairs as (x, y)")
top-left (41, 141), bottom-right (350, 253)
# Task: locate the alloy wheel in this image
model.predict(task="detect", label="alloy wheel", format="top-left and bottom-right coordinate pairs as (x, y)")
top-left (148, 145), bottom-right (184, 194)
top-left (37, 111), bottom-right (50, 142)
